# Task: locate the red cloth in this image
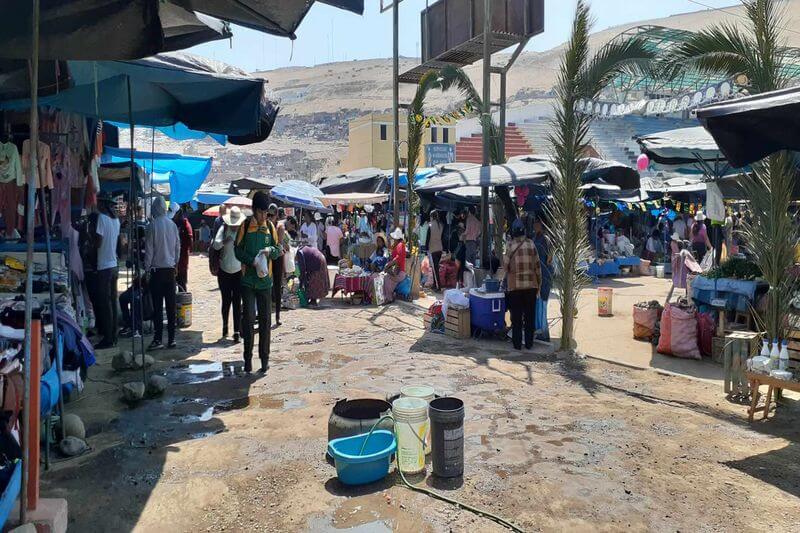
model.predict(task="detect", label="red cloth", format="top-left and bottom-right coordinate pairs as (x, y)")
top-left (392, 242), bottom-right (406, 272)
top-left (332, 274), bottom-right (369, 296)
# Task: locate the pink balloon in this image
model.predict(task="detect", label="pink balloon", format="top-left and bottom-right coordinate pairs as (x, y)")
top-left (637, 153), bottom-right (649, 171)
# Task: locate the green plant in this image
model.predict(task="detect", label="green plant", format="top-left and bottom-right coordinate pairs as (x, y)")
top-left (547, 0), bottom-right (653, 351)
top-left (661, 0), bottom-right (799, 338)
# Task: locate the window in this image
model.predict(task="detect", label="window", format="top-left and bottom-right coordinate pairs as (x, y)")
top-left (443, 128), bottom-right (450, 143)
top-left (431, 127), bottom-right (438, 143)
top-left (380, 124), bottom-right (387, 141)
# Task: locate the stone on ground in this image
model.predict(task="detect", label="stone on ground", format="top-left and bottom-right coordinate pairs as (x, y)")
top-left (132, 353), bottom-right (155, 369)
top-left (61, 413), bottom-right (85, 440)
top-left (111, 351), bottom-right (135, 371)
top-left (59, 436), bottom-right (88, 457)
top-left (146, 375), bottom-right (168, 397)
top-left (122, 381), bottom-right (145, 402)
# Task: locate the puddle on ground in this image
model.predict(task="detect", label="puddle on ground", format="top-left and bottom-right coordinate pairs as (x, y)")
top-left (189, 429), bottom-right (225, 440)
top-left (307, 518), bottom-right (392, 533)
top-left (166, 362), bottom-right (225, 385)
top-left (173, 406), bottom-right (214, 424)
top-left (214, 394), bottom-right (307, 413)
top-left (297, 351), bottom-right (356, 369)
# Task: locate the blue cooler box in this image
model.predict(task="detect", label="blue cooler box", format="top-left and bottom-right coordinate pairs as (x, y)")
top-left (469, 289), bottom-right (506, 332)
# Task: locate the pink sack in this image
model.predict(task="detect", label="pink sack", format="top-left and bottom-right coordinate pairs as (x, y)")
top-left (657, 304), bottom-right (701, 360)
top-left (633, 305), bottom-right (659, 340)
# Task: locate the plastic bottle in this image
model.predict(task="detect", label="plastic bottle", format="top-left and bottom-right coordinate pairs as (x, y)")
top-left (780, 340), bottom-right (790, 371)
top-left (769, 338), bottom-right (780, 370)
top-left (750, 339), bottom-right (771, 372)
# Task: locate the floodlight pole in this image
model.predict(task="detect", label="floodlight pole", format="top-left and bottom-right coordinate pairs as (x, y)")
top-left (480, 0), bottom-right (492, 266)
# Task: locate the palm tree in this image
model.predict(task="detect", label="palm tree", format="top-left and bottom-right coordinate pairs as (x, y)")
top-left (548, 0), bottom-right (654, 351)
top-left (662, 0), bottom-right (798, 339)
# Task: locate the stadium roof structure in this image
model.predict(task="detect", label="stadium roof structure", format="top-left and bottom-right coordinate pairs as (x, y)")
top-left (607, 25), bottom-right (800, 97)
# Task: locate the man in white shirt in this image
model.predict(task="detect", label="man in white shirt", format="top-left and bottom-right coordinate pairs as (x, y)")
top-left (673, 214), bottom-right (688, 241)
top-left (300, 211), bottom-right (318, 250)
top-left (145, 196), bottom-right (181, 350)
top-left (93, 192), bottom-right (121, 349)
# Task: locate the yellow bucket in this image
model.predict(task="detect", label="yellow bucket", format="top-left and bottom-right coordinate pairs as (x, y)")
top-left (597, 287), bottom-right (613, 317)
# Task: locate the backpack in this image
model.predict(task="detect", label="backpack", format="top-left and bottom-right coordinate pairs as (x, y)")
top-left (208, 229), bottom-right (221, 276)
top-left (77, 213), bottom-right (99, 272)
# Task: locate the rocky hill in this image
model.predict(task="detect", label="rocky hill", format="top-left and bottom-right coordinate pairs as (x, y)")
top-left (133, 0), bottom-right (800, 187)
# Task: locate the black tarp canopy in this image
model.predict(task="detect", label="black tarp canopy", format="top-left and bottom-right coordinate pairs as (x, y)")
top-left (508, 154), bottom-right (641, 190)
top-left (416, 160), bottom-right (557, 193)
top-left (0, 0), bottom-right (364, 59)
top-left (697, 86), bottom-right (800, 167)
top-left (318, 168), bottom-right (390, 194)
top-left (634, 126), bottom-right (728, 168)
top-left (0, 52), bottom-right (278, 143)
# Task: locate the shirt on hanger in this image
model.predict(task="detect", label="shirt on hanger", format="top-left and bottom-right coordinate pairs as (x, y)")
top-left (21, 139), bottom-right (54, 188)
top-left (0, 143), bottom-right (22, 185)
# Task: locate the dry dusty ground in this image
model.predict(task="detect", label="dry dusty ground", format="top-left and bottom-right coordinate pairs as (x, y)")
top-left (41, 255), bottom-right (800, 532)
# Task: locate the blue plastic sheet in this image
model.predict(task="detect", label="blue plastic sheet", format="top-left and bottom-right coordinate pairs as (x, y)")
top-left (101, 147), bottom-right (212, 204)
top-left (109, 121), bottom-right (226, 145)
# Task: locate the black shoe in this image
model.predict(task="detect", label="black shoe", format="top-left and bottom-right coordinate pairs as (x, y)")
top-left (258, 360), bottom-right (269, 373)
top-left (167, 340), bottom-right (177, 349)
top-left (244, 359), bottom-right (253, 373)
top-left (232, 333), bottom-right (240, 344)
top-left (119, 328), bottom-right (132, 338)
top-left (148, 340), bottom-right (164, 351)
top-left (222, 329), bottom-right (228, 339)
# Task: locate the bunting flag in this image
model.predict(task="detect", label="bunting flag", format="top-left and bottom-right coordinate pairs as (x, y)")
top-left (422, 102), bottom-right (475, 128)
top-left (676, 201), bottom-right (682, 212)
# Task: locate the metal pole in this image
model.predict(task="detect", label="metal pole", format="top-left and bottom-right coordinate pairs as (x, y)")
top-left (392, 0), bottom-right (400, 231)
top-left (127, 77), bottom-right (147, 384)
top-left (480, 0), bottom-right (492, 265)
top-left (499, 70), bottom-right (507, 162)
top-left (22, 0), bottom-right (40, 522)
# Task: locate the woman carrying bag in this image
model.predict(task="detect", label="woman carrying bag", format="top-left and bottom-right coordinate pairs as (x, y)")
top-left (213, 206), bottom-right (245, 343)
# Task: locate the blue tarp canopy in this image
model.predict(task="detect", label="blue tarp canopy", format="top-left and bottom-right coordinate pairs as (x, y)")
top-left (101, 146), bottom-right (212, 204)
top-left (398, 168), bottom-right (438, 188)
top-left (195, 192), bottom-right (236, 205)
top-left (270, 180), bottom-right (330, 212)
top-left (0, 52), bottom-right (278, 143)
top-left (110, 121), bottom-right (227, 146)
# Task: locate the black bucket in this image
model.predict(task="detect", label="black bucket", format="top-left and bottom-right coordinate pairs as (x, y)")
top-left (428, 397), bottom-right (465, 478)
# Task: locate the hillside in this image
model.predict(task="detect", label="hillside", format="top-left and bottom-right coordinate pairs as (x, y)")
top-left (135, 0), bottom-right (800, 186)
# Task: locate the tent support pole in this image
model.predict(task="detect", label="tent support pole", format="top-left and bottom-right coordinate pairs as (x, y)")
top-left (22, 0), bottom-right (41, 523)
top-left (480, 0), bottom-right (492, 266)
top-left (391, 0), bottom-right (400, 230)
top-left (127, 76), bottom-right (146, 384)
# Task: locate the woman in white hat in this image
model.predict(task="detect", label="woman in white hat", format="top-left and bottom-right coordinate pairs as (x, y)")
top-left (690, 211), bottom-right (712, 260)
top-left (212, 205), bottom-right (245, 342)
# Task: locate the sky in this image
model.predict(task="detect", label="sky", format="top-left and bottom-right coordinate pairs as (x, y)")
top-left (189, 0), bottom-right (738, 72)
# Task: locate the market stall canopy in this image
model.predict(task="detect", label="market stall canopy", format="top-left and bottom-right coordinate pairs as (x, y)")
top-left (270, 180), bottom-right (330, 212)
top-left (634, 126), bottom-right (729, 168)
top-left (223, 196), bottom-right (253, 208)
top-left (0, 52), bottom-right (278, 143)
top-left (318, 168), bottom-right (389, 194)
top-left (195, 192), bottom-right (236, 205)
top-left (697, 85), bottom-right (800, 168)
top-left (0, 1), bottom-right (363, 59)
top-left (319, 193), bottom-right (389, 207)
top-left (417, 160), bottom-right (557, 193)
top-left (228, 177), bottom-right (282, 194)
top-left (101, 146), bottom-right (212, 204)
top-left (509, 154), bottom-right (640, 190)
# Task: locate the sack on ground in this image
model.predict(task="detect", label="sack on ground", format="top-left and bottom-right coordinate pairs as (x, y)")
top-left (696, 311), bottom-right (715, 357)
top-left (657, 303), bottom-right (701, 360)
top-left (633, 302), bottom-right (661, 341)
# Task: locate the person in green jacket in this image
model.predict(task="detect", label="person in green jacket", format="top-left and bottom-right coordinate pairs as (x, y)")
top-left (234, 191), bottom-right (280, 373)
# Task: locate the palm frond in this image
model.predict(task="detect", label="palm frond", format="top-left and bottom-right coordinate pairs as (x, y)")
top-left (578, 37), bottom-right (656, 98)
top-left (660, 24), bottom-right (755, 84)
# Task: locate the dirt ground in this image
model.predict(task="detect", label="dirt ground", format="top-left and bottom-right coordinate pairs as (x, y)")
top-left (41, 255), bottom-right (800, 532)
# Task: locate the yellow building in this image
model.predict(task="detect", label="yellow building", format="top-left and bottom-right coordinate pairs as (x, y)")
top-left (339, 112), bottom-right (456, 173)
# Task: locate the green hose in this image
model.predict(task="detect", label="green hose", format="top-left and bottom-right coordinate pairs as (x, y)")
top-left (355, 415), bottom-right (525, 533)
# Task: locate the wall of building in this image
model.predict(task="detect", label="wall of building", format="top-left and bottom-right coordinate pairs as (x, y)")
top-left (340, 113), bottom-right (456, 172)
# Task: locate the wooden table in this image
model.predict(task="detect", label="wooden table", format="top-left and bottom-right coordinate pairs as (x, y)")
top-left (746, 371), bottom-right (800, 422)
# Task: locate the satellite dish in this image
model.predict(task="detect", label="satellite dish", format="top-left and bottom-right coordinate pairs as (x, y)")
top-left (654, 100), bottom-right (666, 114)
top-left (692, 91), bottom-right (703, 105)
top-left (601, 103), bottom-right (609, 115)
top-left (610, 104), bottom-right (618, 116)
top-left (594, 102), bottom-right (602, 114)
top-left (646, 100), bottom-right (656, 114)
top-left (719, 81), bottom-right (731, 98)
top-left (577, 99), bottom-right (585, 112)
top-left (679, 95), bottom-right (691, 110)
top-left (666, 99), bottom-right (677, 113)
top-left (705, 86), bottom-right (716, 101)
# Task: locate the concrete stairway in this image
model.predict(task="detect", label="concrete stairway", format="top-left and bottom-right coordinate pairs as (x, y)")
top-left (455, 123), bottom-right (533, 164)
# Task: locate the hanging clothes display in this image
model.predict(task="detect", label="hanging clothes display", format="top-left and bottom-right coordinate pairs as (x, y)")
top-left (0, 143), bottom-right (22, 236)
top-left (21, 139), bottom-right (54, 189)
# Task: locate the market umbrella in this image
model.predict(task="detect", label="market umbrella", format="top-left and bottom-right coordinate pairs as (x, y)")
top-left (223, 196), bottom-right (253, 208)
top-left (697, 85), bottom-right (800, 167)
top-left (270, 180), bottom-right (330, 212)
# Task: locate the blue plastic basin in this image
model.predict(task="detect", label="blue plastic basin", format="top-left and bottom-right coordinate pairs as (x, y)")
top-left (328, 430), bottom-right (396, 486)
